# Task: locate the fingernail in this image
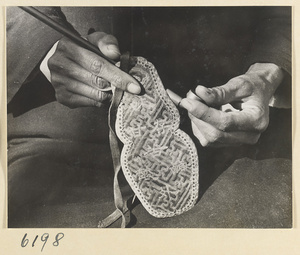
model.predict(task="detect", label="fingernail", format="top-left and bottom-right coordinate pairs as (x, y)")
top-left (180, 98), bottom-right (193, 111)
top-left (107, 45), bottom-right (121, 56)
top-left (195, 85), bottom-right (211, 96)
top-left (127, 83), bottom-right (141, 94)
top-left (187, 90), bottom-right (201, 101)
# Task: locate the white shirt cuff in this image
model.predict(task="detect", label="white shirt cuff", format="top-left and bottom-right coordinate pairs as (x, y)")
top-left (40, 41), bottom-right (59, 83)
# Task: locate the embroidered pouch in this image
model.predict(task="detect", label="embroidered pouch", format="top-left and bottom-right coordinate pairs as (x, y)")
top-left (116, 57), bottom-right (199, 218)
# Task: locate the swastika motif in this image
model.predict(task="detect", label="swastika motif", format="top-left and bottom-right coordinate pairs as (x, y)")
top-left (116, 57), bottom-right (199, 218)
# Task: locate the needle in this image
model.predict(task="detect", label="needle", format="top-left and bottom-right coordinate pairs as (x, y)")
top-left (166, 89), bottom-right (205, 107)
top-left (167, 88), bottom-right (239, 112)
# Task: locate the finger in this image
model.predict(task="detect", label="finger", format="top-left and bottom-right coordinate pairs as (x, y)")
top-left (190, 121), bottom-right (209, 146)
top-left (194, 76), bottom-right (253, 106)
top-left (189, 114), bottom-right (260, 147)
top-left (67, 94), bottom-right (105, 108)
top-left (54, 77), bottom-right (112, 104)
top-left (190, 121), bottom-right (232, 148)
top-left (55, 88), bottom-right (106, 108)
top-left (49, 55), bottom-right (111, 91)
top-left (180, 98), bottom-right (266, 132)
top-left (87, 32), bottom-right (121, 60)
top-left (56, 39), bottom-right (141, 94)
top-left (64, 78), bottom-right (111, 102)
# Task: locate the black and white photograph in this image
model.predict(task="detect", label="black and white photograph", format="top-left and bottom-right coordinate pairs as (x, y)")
top-left (6, 6), bottom-right (292, 229)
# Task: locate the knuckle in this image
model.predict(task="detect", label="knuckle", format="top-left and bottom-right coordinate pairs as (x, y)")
top-left (232, 76), bottom-right (245, 85)
top-left (90, 74), bottom-right (109, 89)
top-left (90, 58), bottom-right (104, 75)
top-left (50, 74), bottom-right (59, 85)
top-left (67, 95), bottom-right (77, 109)
top-left (218, 115), bottom-right (230, 131)
top-left (252, 108), bottom-right (269, 132)
top-left (211, 85), bottom-right (229, 105)
top-left (57, 38), bottom-right (71, 48)
top-left (92, 75), bottom-right (103, 87)
top-left (216, 86), bottom-right (226, 100)
top-left (48, 56), bottom-right (62, 72)
top-left (110, 74), bottom-right (123, 87)
top-left (254, 117), bottom-right (269, 132)
top-left (47, 55), bottom-right (56, 68)
top-left (206, 129), bottom-right (221, 144)
top-left (56, 39), bottom-right (69, 52)
top-left (92, 89), bottom-right (107, 103)
top-left (241, 82), bottom-right (253, 95)
top-left (48, 54), bottom-right (65, 73)
top-left (231, 75), bottom-right (253, 95)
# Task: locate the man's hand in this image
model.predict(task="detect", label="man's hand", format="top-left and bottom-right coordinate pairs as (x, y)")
top-left (45, 32), bottom-right (141, 108)
top-left (180, 63), bottom-right (284, 147)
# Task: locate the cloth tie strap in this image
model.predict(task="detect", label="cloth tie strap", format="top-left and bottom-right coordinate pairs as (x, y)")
top-left (98, 52), bottom-right (133, 228)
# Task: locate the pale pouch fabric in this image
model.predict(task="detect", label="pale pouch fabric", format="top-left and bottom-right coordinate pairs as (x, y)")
top-left (116, 57), bottom-right (199, 218)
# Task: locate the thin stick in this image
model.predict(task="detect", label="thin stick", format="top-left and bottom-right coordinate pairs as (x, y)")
top-left (19, 6), bottom-right (115, 65)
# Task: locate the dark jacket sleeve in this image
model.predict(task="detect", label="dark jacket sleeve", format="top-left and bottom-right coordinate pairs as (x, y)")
top-left (6, 7), bottom-right (76, 103)
top-left (245, 7), bottom-right (291, 75)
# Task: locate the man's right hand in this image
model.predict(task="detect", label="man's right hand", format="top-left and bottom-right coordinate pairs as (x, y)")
top-left (45, 32), bottom-right (141, 108)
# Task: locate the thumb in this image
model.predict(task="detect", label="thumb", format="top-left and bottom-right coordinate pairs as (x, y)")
top-left (87, 32), bottom-right (121, 60)
top-left (195, 76), bottom-right (252, 106)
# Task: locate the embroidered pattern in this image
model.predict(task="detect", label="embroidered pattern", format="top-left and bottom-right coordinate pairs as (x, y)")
top-left (116, 57), bottom-right (199, 218)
